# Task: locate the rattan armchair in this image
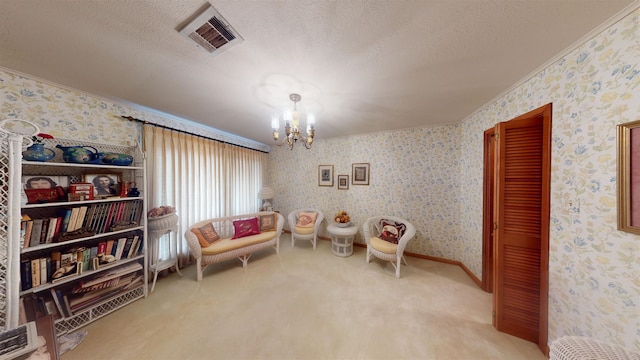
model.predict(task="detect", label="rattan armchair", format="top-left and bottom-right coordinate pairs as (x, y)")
top-left (288, 208), bottom-right (325, 249)
top-left (362, 215), bottom-right (416, 278)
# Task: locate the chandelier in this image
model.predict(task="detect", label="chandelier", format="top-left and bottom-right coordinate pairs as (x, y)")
top-left (271, 93), bottom-right (315, 150)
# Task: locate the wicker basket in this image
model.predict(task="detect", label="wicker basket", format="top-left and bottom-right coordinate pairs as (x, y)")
top-left (550, 336), bottom-right (640, 360)
top-left (147, 213), bottom-right (178, 232)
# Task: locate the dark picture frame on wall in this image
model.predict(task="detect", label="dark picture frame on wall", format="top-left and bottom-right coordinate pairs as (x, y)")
top-left (338, 175), bottom-right (349, 190)
top-left (352, 163), bottom-right (370, 185)
top-left (318, 165), bottom-right (334, 187)
top-left (617, 119), bottom-right (640, 234)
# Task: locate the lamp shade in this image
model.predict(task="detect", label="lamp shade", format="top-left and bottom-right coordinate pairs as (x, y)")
top-left (258, 186), bottom-right (275, 200)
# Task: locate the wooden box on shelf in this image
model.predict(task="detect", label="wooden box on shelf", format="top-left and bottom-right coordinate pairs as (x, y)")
top-left (69, 183), bottom-right (94, 201)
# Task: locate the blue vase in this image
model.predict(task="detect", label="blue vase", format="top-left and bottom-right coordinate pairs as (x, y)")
top-left (22, 143), bottom-right (56, 162)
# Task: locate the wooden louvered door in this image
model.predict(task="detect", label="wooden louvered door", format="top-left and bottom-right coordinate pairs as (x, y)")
top-left (493, 104), bottom-right (551, 352)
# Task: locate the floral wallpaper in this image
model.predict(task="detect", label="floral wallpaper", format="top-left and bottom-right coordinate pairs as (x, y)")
top-left (1, 4), bottom-right (639, 353)
top-left (268, 125), bottom-right (462, 261)
top-left (0, 69), bottom-right (268, 151)
top-left (268, 7), bottom-right (640, 352)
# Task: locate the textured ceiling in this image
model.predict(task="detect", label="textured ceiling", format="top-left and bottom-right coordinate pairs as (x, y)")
top-left (0, 0), bottom-right (634, 145)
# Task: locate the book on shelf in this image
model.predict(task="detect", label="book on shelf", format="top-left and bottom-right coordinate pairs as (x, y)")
top-left (20, 216), bottom-right (32, 248)
top-left (124, 275), bottom-right (143, 290)
top-left (54, 215), bottom-right (63, 237)
top-left (97, 242), bottom-right (107, 255)
top-left (76, 206), bottom-right (89, 230)
top-left (127, 235), bottom-right (140, 258)
top-left (22, 220), bottom-right (34, 249)
top-left (30, 259), bottom-right (40, 288)
top-left (71, 277), bottom-right (120, 294)
top-left (43, 299), bottom-right (60, 320)
top-left (44, 217), bottom-right (57, 244)
top-left (114, 237), bottom-right (127, 260)
top-left (121, 237), bottom-right (134, 259)
top-left (62, 295), bottom-right (73, 318)
top-left (18, 298), bottom-right (27, 324)
top-left (81, 248), bottom-right (92, 272)
top-left (39, 258), bottom-right (47, 285)
top-left (69, 274), bottom-right (138, 313)
top-left (50, 251), bottom-right (61, 274)
top-left (20, 259), bottom-right (32, 291)
top-left (39, 218), bottom-right (49, 245)
top-left (84, 205), bottom-right (97, 230)
top-left (68, 285), bottom-right (126, 313)
top-left (105, 239), bottom-right (115, 256)
top-left (101, 203), bottom-right (115, 233)
top-left (67, 207), bottom-right (81, 232)
top-left (50, 289), bottom-right (69, 318)
top-left (90, 246), bottom-right (98, 261)
top-left (79, 262), bottom-right (142, 289)
top-left (21, 296), bottom-right (42, 321)
top-left (96, 203), bottom-right (111, 232)
top-left (60, 209), bottom-right (72, 233)
top-left (30, 219), bottom-right (43, 247)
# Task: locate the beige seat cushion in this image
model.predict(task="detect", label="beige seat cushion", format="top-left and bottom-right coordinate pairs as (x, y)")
top-left (294, 226), bottom-right (315, 235)
top-left (370, 236), bottom-right (398, 254)
top-left (201, 231), bottom-right (276, 255)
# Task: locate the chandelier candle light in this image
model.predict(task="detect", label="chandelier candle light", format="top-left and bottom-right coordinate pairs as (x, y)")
top-left (272, 93), bottom-right (315, 150)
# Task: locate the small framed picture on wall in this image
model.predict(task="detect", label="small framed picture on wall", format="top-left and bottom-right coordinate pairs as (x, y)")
top-left (352, 163), bottom-right (370, 185)
top-left (338, 175), bottom-right (349, 190)
top-left (318, 165), bottom-right (334, 187)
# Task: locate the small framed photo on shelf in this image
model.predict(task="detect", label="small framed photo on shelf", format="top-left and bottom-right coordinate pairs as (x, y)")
top-left (338, 175), bottom-right (349, 190)
top-left (318, 165), bottom-right (334, 187)
top-left (352, 163), bottom-right (370, 185)
top-left (22, 175), bottom-right (69, 190)
top-left (84, 172), bottom-right (120, 198)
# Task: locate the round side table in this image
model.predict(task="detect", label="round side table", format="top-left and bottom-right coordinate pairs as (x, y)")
top-left (327, 223), bottom-right (358, 257)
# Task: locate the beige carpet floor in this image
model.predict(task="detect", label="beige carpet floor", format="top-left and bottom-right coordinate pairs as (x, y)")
top-left (61, 234), bottom-right (547, 360)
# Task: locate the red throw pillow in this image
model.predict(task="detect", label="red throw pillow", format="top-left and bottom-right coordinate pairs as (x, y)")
top-left (378, 219), bottom-right (407, 244)
top-left (232, 217), bottom-right (261, 239)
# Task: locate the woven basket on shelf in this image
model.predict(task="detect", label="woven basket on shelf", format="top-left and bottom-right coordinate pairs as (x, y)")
top-left (147, 213), bottom-right (178, 232)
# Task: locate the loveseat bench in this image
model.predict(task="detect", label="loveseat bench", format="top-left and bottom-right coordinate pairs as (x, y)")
top-left (184, 212), bottom-right (284, 281)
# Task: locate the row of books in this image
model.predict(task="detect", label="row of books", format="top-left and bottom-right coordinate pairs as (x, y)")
top-left (20, 268), bottom-right (143, 320)
top-left (20, 235), bottom-right (143, 291)
top-left (20, 200), bottom-right (142, 248)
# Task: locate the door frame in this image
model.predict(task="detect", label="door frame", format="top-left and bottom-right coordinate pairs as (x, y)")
top-left (482, 128), bottom-right (495, 292)
top-left (483, 103), bottom-right (551, 354)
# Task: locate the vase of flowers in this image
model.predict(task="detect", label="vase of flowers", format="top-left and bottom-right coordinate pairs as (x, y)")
top-left (22, 133), bottom-right (56, 162)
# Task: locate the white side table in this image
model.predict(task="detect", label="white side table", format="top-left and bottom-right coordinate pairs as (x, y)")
top-left (147, 213), bottom-right (182, 292)
top-left (327, 223), bottom-right (358, 257)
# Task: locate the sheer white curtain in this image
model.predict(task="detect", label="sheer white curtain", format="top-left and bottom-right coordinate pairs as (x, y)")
top-left (143, 125), bottom-right (266, 266)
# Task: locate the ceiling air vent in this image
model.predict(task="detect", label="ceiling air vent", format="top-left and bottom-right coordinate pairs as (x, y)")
top-left (178, 5), bottom-right (244, 56)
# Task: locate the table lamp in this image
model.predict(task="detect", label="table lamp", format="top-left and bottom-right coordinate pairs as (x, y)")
top-left (258, 186), bottom-right (275, 210)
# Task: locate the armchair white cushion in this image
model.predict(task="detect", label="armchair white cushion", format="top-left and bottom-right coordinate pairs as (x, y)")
top-left (362, 216), bottom-right (416, 278)
top-left (288, 209), bottom-right (325, 249)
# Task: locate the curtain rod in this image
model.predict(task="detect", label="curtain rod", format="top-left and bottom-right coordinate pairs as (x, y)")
top-left (121, 116), bottom-right (268, 154)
